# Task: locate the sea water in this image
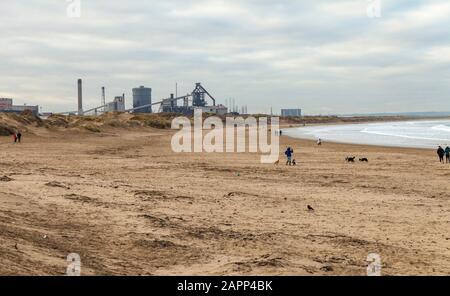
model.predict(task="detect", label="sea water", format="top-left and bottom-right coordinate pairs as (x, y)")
top-left (284, 120), bottom-right (450, 149)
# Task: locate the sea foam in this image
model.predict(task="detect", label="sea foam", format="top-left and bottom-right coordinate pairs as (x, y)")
top-left (285, 120), bottom-right (450, 149)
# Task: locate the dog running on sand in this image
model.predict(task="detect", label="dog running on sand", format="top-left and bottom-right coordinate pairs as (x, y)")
top-left (345, 157), bottom-right (356, 163)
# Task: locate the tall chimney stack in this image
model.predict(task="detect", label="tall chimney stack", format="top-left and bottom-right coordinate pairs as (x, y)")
top-left (77, 79), bottom-right (83, 115)
top-left (101, 87), bottom-right (106, 105)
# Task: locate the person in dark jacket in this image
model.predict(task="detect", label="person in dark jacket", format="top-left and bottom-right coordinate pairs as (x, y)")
top-left (445, 146), bottom-right (450, 163)
top-left (437, 146), bottom-right (445, 163)
top-left (17, 131), bottom-right (22, 143)
top-left (285, 147), bottom-right (294, 166)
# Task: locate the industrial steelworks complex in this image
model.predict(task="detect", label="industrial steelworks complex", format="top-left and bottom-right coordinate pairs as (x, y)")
top-left (1, 79), bottom-right (302, 117)
top-left (73, 79), bottom-right (228, 116)
top-left (0, 79), bottom-right (302, 117)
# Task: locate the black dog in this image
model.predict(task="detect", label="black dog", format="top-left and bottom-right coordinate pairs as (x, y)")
top-left (359, 158), bottom-right (369, 162)
top-left (345, 157), bottom-right (356, 163)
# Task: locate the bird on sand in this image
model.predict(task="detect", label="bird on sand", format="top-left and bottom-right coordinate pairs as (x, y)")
top-left (307, 205), bottom-right (315, 211)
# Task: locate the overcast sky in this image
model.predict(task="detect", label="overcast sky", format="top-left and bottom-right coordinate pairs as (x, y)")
top-left (1, 0), bottom-right (450, 114)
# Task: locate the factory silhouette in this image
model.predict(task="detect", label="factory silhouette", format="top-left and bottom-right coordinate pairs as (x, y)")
top-left (73, 79), bottom-right (228, 116)
top-left (1, 79), bottom-right (302, 117)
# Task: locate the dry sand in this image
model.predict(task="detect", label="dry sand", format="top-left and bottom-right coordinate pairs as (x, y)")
top-left (0, 126), bottom-right (449, 275)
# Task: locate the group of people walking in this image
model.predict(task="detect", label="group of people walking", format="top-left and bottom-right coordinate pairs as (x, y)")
top-left (437, 146), bottom-right (450, 163)
top-left (12, 131), bottom-right (22, 143)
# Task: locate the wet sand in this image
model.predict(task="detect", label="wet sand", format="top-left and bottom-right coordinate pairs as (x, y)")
top-left (0, 127), bottom-right (449, 275)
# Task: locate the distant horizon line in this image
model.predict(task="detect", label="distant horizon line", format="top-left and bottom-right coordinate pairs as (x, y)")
top-left (33, 110), bottom-right (450, 118)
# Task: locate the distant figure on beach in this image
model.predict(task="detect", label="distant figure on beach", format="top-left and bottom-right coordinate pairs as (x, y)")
top-left (279, 130), bottom-right (283, 136)
top-left (17, 131), bottom-right (22, 143)
top-left (285, 147), bottom-right (294, 166)
top-left (437, 146), bottom-right (445, 163)
top-left (445, 146), bottom-right (450, 163)
top-left (317, 138), bottom-right (322, 146)
top-left (12, 133), bottom-right (17, 143)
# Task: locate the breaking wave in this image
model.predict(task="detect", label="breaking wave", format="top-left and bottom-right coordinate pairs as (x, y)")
top-left (285, 120), bottom-right (450, 149)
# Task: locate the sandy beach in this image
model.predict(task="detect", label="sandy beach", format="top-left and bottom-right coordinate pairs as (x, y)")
top-left (0, 123), bottom-right (449, 275)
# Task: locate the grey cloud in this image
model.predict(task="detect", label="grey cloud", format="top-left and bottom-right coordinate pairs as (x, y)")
top-left (1, 0), bottom-right (449, 114)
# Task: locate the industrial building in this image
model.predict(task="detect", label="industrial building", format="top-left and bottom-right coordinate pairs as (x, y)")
top-left (281, 109), bottom-right (302, 117)
top-left (0, 98), bottom-right (39, 115)
top-left (156, 83), bottom-right (226, 115)
top-left (161, 94), bottom-right (178, 112)
top-left (0, 98), bottom-right (12, 109)
top-left (114, 95), bottom-right (125, 111)
top-left (132, 86), bottom-right (152, 113)
top-left (69, 80), bottom-right (227, 116)
top-left (197, 105), bottom-right (228, 115)
top-left (128, 83), bottom-right (226, 115)
top-left (105, 95), bottom-right (125, 112)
